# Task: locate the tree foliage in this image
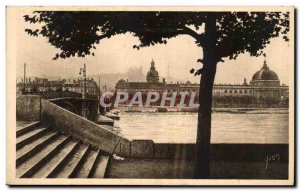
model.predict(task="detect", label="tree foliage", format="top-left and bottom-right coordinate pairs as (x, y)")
top-left (24, 11), bottom-right (289, 61)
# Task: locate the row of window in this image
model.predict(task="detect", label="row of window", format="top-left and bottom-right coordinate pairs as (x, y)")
top-left (117, 88), bottom-right (253, 94)
top-left (117, 89), bottom-right (197, 93)
top-left (214, 89), bottom-right (253, 94)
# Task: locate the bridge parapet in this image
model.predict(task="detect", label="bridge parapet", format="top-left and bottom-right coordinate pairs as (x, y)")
top-left (23, 91), bottom-right (99, 100)
top-left (40, 99), bottom-right (123, 154)
top-left (23, 91), bottom-right (82, 99)
top-left (16, 95), bottom-right (41, 121)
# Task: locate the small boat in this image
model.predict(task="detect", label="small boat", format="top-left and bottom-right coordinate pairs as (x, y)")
top-left (110, 109), bottom-right (121, 115)
top-left (95, 115), bottom-right (114, 126)
top-left (125, 107), bottom-right (142, 112)
top-left (148, 108), bottom-right (158, 113)
top-left (157, 107), bottom-right (168, 112)
top-left (180, 107), bottom-right (198, 112)
top-left (105, 112), bottom-right (120, 120)
top-left (167, 107), bottom-right (178, 112)
top-left (141, 108), bottom-right (158, 113)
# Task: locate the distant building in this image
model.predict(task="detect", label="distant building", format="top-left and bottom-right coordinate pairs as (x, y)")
top-left (115, 58), bottom-right (289, 108)
top-left (17, 77), bottom-right (100, 97)
top-left (127, 66), bottom-right (144, 82)
top-left (63, 78), bottom-right (100, 96)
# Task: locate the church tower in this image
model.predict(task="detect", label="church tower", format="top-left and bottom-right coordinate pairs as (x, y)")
top-left (146, 59), bottom-right (160, 83)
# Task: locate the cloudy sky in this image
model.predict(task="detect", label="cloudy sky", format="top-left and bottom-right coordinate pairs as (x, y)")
top-left (13, 9), bottom-right (292, 85)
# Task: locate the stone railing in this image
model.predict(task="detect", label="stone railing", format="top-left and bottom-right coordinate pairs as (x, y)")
top-left (115, 139), bottom-right (288, 162)
top-left (16, 95), bottom-right (41, 121)
top-left (40, 99), bottom-right (128, 154)
top-left (23, 91), bottom-right (82, 99)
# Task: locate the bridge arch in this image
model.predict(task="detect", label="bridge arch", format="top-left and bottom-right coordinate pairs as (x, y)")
top-left (55, 100), bottom-right (80, 115)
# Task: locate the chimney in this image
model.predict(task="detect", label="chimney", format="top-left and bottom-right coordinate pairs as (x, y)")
top-left (163, 78), bottom-right (166, 84)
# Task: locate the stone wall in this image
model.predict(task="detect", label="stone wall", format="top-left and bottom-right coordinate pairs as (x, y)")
top-left (115, 140), bottom-right (289, 162)
top-left (16, 95), bottom-right (41, 121)
top-left (41, 99), bottom-right (123, 154)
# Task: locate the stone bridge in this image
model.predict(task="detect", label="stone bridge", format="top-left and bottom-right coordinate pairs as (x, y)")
top-left (48, 97), bottom-right (99, 121)
top-left (21, 91), bottom-right (100, 120)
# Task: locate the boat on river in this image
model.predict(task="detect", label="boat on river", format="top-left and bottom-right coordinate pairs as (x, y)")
top-left (105, 112), bottom-right (120, 120)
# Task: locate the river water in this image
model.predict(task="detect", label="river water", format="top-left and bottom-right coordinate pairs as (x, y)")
top-left (115, 112), bottom-right (289, 144)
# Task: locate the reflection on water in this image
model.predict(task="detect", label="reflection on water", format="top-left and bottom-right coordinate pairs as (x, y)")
top-left (115, 112), bottom-right (289, 144)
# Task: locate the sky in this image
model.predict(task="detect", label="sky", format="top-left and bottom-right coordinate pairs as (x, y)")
top-left (14, 9), bottom-right (291, 85)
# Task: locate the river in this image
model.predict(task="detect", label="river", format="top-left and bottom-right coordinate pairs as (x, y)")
top-left (115, 112), bottom-right (289, 144)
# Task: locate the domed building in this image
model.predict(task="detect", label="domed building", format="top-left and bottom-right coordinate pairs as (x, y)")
top-left (115, 60), bottom-right (167, 96)
top-left (250, 62), bottom-right (280, 87)
top-left (248, 57), bottom-right (287, 101)
top-left (146, 60), bottom-right (160, 83)
top-left (115, 58), bottom-right (289, 108)
top-left (212, 55), bottom-right (289, 107)
top-left (116, 79), bottom-right (127, 85)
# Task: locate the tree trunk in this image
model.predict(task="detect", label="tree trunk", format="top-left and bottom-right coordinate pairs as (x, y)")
top-left (194, 13), bottom-right (217, 179)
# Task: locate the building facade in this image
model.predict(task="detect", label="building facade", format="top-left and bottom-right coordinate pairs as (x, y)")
top-left (17, 77), bottom-right (100, 98)
top-left (115, 59), bottom-right (289, 108)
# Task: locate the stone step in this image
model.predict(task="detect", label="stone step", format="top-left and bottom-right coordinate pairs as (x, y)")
top-left (16, 131), bottom-right (59, 166)
top-left (16, 127), bottom-right (48, 150)
top-left (16, 121), bottom-right (40, 137)
top-left (32, 140), bottom-right (80, 178)
top-left (75, 147), bottom-right (100, 178)
top-left (17, 135), bottom-right (70, 178)
top-left (55, 143), bottom-right (90, 178)
top-left (90, 151), bottom-right (110, 178)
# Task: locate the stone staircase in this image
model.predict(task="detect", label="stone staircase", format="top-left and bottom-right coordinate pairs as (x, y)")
top-left (16, 121), bottom-right (110, 178)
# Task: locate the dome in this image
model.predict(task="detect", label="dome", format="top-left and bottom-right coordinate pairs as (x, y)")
top-left (117, 79), bottom-right (126, 84)
top-left (147, 70), bottom-right (159, 77)
top-left (252, 63), bottom-right (279, 81)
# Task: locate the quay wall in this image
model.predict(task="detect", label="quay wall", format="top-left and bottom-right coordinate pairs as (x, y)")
top-left (115, 140), bottom-right (288, 162)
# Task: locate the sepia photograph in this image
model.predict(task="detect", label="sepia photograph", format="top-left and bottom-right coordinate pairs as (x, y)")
top-left (6, 6), bottom-right (294, 185)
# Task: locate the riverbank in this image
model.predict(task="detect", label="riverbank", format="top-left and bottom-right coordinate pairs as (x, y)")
top-left (213, 108), bottom-right (289, 114)
top-left (114, 106), bottom-right (288, 114)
